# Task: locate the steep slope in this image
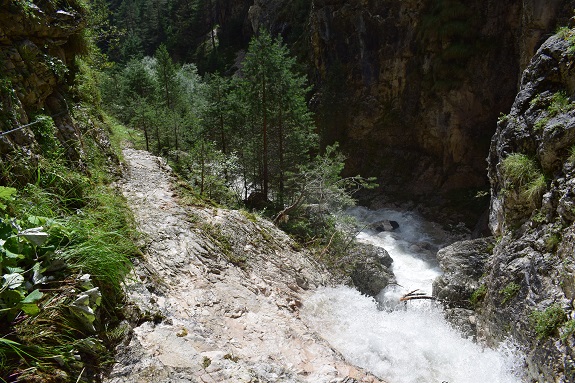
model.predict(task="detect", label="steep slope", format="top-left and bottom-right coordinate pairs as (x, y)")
top-left (107, 148), bottom-right (383, 383)
top-left (435, 28), bottom-right (575, 382)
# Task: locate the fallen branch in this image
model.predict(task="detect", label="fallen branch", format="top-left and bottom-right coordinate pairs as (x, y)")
top-left (400, 289), bottom-right (436, 302)
top-left (400, 295), bottom-right (436, 302)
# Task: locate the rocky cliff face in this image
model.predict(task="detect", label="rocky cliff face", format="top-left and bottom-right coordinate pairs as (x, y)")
top-left (435, 28), bottom-right (575, 382)
top-left (0, 0), bottom-right (88, 182)
top-left (308, 0), bottom-right (574, 206)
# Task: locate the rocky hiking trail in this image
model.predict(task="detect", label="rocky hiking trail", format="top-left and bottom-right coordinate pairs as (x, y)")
top-left (104, 148), bottom-right (384, 383)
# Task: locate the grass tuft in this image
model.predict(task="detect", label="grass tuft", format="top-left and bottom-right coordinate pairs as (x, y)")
top-left (530, 304), bottom-right (567, 339)
top-left (501, 153), bottom-right (546, 206)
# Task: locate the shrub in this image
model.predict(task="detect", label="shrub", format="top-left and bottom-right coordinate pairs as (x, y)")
top-left (561, 319), bottom-right (575, 341)
top-left (523, 173), bottom-right (547, 203)
top-left (530, 304), bottom-right (568, 339)
top-left (470, 284), bottom-right (487, 307)
top-left (569, 145), bottom-right (575, 164)
top-left (548, 91), bottom-right (572, 117)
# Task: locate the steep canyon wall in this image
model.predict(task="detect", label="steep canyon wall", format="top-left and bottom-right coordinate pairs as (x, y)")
top-left (308, 0), bottom-right (573, 203)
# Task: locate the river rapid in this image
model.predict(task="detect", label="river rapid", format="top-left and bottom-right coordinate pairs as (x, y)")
top-left (302, 207), bottom-right (525, 383)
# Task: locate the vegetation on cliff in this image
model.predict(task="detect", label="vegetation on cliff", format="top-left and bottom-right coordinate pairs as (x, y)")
top-left (0, 1), bottom-right (142, 382)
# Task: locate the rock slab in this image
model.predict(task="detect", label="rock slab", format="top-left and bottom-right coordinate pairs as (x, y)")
top-left (104, 148), bottom-right (384, 383)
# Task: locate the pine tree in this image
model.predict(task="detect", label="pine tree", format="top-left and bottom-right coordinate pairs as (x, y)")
top-left (235, 30), bottom-right (317, 203)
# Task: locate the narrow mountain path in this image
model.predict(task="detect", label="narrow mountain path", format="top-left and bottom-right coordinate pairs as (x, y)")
top-left (104, 148), bottom-right (384, 383)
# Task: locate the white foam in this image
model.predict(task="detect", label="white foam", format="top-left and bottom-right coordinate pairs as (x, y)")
top-left (302, 287), bottom-right (524, 383)
top-left (302, 208), bottom-right (525, 383)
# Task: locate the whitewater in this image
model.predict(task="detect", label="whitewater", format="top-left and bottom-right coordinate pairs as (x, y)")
top-left (302, 207), bottom-right (525, 383)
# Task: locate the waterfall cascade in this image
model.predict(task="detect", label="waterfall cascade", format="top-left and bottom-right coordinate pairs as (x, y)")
top-left (302, 208), bottom-right (525, 383)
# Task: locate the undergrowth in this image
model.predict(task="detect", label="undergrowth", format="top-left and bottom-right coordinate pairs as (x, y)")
top-left (530, 304), bottom-right (567, 340)
top-left (0, 111), bottom-right (140, 382)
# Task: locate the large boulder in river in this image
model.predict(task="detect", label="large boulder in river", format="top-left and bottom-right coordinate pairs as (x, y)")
top-left (433, 237), bottom-right (494, 308)
top-left (349, 242), bottom-right (395, 297)
top-left (432, 237), bottom-right (495, 339)
top-left (370, 219), bottom-right (400, 232)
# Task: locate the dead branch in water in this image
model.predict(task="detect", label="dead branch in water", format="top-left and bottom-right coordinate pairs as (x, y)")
top-left (400, 289), bottom-right (436, 302)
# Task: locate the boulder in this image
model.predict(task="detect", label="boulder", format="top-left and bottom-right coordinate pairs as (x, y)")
top-left (370, 219), bottom-right (399, 232)
top-left (349, 242), bottom-right (395, 297)
top-left (432, 237), bottom-right (494, 309)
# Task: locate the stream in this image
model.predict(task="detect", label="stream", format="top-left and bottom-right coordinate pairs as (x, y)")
top-left (302, 207), bottom-right (525, 383)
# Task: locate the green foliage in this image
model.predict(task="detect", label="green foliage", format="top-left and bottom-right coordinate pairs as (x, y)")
top-left (470, 284), bottom-right (487, 307)
top-left (501, 153), bottom-right (539, 187)
top-left (501, 153), bottom-right (546, 206)
top-left (500, 282), bottom-right (521, 305)
top-left (0, 218), bottom-right (47, 322)
top-left (569, 145), bottom-right (575, 164)
top-left (546, 232), bottom-right (562, 252)
top-left (0, 187), bottom-right (16, 211)
top-left (561, 319), bottom-right (575, 341)
top-left (497, 113), bottom-right (509, 124)
top-left (103, 30), bottom-right (320, 209)
top-left (557, 26), bottom-right (575, 53)
top-left (534, 116), bottom-right (549, 131)
top-left (0, 182), bottom-right (138, 380)
top-left (277, 144), bottom-right (376, 268)
top-left (530, 304), bottom-right (568, 339)
top-left (523, 173), bottom-right (547, 204)
top-left (548, 91), bottom-right (572, 117)
top-left (32, 115), bottom-right (61, 158)
top-left (234, 30), bottom-right (317, 201)
top-left (531, 91), bottom-right (573, 132)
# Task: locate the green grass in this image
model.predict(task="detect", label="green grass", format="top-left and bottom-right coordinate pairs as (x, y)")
top-left (561, 319), bottom-right (575, 341)
top-left (569, 145), bottom-right (575, 164)
top-left (557, 26), bottom-right (575, 53)
top-left (501, 153), bottom-right (546, 206)
top-left (534, 116), bottom-right (549, 131)
top-left (470, 284), bottom-right (487, 307)
top-left (548, 92), bottom-right (572, 117)
top-left (502, 154), bottom-right (539, 187)
top-left (0, 106), bottom-right (141, 382)
top-left (500, 282), bottom-right (521, 305)
top-left (523, 173), bottom-right (547, 203)
top-left (546, 233), bottom-right (562, 252)
top-left (530, 304), bottom-right (567, 339)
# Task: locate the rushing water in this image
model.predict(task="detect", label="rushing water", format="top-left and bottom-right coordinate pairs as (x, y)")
top-left (302, 207), bottom-right (525, 383)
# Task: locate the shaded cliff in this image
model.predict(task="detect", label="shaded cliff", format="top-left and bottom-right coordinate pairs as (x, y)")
top-left (435, 27), bottom-right (575, 382)
top-left (0, 0), bottom-right (91, 184)
top-left (309, 0), bottom-right (573, 207)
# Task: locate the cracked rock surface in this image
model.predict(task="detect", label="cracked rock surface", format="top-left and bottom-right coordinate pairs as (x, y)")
top-left (104, 148), bottom-right (383, 383)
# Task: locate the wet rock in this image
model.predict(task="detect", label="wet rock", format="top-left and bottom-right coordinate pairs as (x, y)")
top-left (474, 29), bottom-right (575, 382)
top-left (349, 242), bottom-right (395, 297)
top-left (370, 220), bottom-right (399, 232)
top-left (433, 237), bottom-right (494, 309)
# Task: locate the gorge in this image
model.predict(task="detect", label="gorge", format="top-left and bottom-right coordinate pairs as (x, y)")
top-left (1, 0), bottom-right (575, 382)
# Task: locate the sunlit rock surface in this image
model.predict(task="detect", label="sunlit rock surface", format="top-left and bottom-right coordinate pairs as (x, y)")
top-left (105, 148), bottom-right (384, 383)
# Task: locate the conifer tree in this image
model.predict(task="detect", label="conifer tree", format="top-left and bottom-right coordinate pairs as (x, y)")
top-left (235, 30), bottom-right (317, 203)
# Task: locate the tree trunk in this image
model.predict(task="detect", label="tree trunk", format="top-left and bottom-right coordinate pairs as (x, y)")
top-left (278, 107), bottom-right (284, 206)
top-left (262, 73), bottom-right (269, 199)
